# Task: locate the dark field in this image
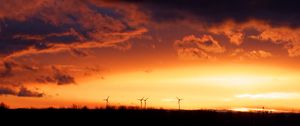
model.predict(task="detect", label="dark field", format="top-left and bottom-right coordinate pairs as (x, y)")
top-left (1, 107), bottom-right (300, 126)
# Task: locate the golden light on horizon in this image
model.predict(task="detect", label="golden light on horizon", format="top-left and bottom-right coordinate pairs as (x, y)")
top-left (3, 63), bottom-right (294, 110)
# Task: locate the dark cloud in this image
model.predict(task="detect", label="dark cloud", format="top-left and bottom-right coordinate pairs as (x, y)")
top-left (54, 74), bottom-right (76, 85)
top-left (0, 61), bottom-right (17, 78)
top-left (174, 34), bottom-right (226, 60)
top-left (175, 35), bottom-right (225, 52)
top-left (0, 19), bottom-right (68, 55)
top-left (0, 0), bottom-right (145, 87)
top-left (116, 0), bottom-right (300, 27)
top-left (69, 48), bottom-right (89, 57)
top-left (34, 66), bottom-right (76, 85)
top-left (0, 80), bottom-right (21, 87)
top-left (0, 87), bottom-right (16, 95)
top-left (0, 0), bottom-right (146, 58)
top-left (17, 87), bottom-right (44, 97)
top-left (0, 86), bottom-right (44, 97)
top-left (0, 61), bottom-right (77, 86)
top-left (52, 66), bottom-right (76, 85)
top-left (21, 64), bottom-right (39, 72)
top-left (36, 76), bottom-right (56, 84)
top-left (0, 60), bottom-right (103, 86)
top-left (0, 60), bottom-right (39, 78)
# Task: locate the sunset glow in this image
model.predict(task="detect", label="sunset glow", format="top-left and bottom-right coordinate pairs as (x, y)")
top-left (1, 0), bottom-right (300, 112)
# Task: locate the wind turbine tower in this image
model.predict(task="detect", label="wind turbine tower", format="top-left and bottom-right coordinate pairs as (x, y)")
top-left (137, 97), bottom-right (144, 109)
top-left (176, 97), bottom-right (183, 110)
top-left (104, 96), bottom-right (110, 108)
top-left (143, 98), bottom-right (149, 109)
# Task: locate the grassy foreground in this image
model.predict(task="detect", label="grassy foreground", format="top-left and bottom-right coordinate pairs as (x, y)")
top-left (1, 107), bottom-right (300, 126)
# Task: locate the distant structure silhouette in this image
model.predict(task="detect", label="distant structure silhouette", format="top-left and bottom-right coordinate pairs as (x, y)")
top-left (176, 97), bottom-right (183, 110)
top-left (103, 96), bottom-right (110, 108)
top-left (137, 97), bottom-right (144, 109)
top-left (143, 98), bottom-right (149, 109)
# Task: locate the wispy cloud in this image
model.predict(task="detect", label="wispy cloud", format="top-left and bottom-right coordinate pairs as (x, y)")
top-left (0, 86), bottom-right (44, 97)
top-left (0, 0), bottom-right (148, 87)
top-left (17, 87), bottom-right (44, 97)
top-left (231, 49), bottom-right (273, 60)
top-left (174, 34), bottom-right (225, 60)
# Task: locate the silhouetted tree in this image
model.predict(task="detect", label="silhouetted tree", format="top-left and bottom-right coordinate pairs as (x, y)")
top-left (0, 102), bottom-right (9, 109)
top-left (82, 106), bottom-right (88, 110)
top-left (71, 104), bottom-right (78, 109)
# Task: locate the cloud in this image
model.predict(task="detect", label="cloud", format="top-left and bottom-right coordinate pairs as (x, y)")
top-left (4, 28), bottom-right (147, 60)
top-left (174, 35), bottom-right (225, 53)
top-left (250, 26), bottom-right (300, 57)
top-left (198, 20), bottom-right (300, 58)
top-left (1, 0), bottom-right (300, 89)
top-left (0, 0), bottom-right (147, 60)
top-left (83, 66), bottom-right (105, 77)
top-left (53, 72), bottom-right (76, 85)
top-left (0, 56), bottom-right (105, 86)
top-left (17, 87), bottom-right (44, 97)
top-left (231, 49), bottom-right (273, 60)
top-left (208, 20), bottom-right (244, 45)
top-left (21, 64), bottom-right (39, 72)
top-left (209, 20), bottom-right (300, 57)
top-left (35, 66), bottom-right (76, 85)
top-left (69, 48), bottom-right (89, 57)
top-left (0, 87), bottom-right (16, 95)
top-left (0, 86), bottom-right (44, 97)
top-left (117, 0), bottom-right (300, 27)
top-left (0, 0), bottom-right (148, 87)
top-left (0, 61), bottom-right (17, 78)
top-left (1, 0), bottom-right (300, 60)
top-left (0, 60), bottom-right (42, 80)
top-left (235, 92), bottom-right (300, 99)
top-left (111, 1), bottom-right (300, 57)
top-left (176, 48), bottom-right (214, 61)
top-left (247, 50), bottom-right (273, 59)
top-left (94, 0), bottom-right (148, 26)
top-left (12, 28), bottom-right (85, 42)
top-left (174, 34), bottom-right (225, 60)
top-left (0, 0), bottom-right (47, 21)
top-left (0, 61), bottom-right (97, 86)
top-left (0, 60), bottom-right (41, 78)
top-left (35, 76), bottom-right (55, 84)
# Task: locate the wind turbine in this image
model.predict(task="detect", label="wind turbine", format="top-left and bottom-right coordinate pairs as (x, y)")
top-left (103, 96), bottom-right (109, 108)
top-left (137, 97), bottom-right (144, 109)
top-left (143, 98), bottom-right (149, 109)
top-left (176, 97), bottom-right (183, 110)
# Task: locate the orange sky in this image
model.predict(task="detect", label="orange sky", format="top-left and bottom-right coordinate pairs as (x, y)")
top-left (1, 0), bottom-right (300, 111)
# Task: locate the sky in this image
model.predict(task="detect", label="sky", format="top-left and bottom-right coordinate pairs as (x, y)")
top-left (1, 0), bottom-right (300, 110)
